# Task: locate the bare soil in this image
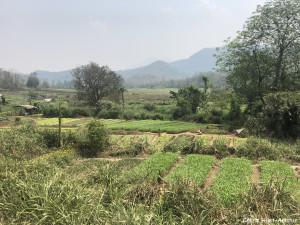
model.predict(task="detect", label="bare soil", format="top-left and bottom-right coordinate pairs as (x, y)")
top-left (163, 157), bottom-right (184, 178)
top-left (202, 159), bottom-right (220, 191)
top-left (252, 164), bottom-right (260, 184)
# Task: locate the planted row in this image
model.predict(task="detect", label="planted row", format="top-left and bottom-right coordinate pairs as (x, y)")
top-left (211, 157), bottom-right (253, 205)
top-left (107, 120), bottom-right (202, 134)
top-left (166, 155), bottom-right (215, 186)
top-left (127, 152), bottom-right (179, 180)
top-left (259, 160), bottom-right (297, 192)
top-left (164, 135), bottom-right (194, 153)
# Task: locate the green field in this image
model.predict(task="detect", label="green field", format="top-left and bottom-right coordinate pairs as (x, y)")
top-left (166, 154), bottom-right (215, 186)
top-left (211, 158), bottom-right (253, 205)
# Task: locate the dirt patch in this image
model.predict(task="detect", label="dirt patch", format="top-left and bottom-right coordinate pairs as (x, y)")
top-left (209, 136), bottom-right (216, 146)
top-left (229, 138), bottom-right (234, 147)
top-left (0, 121), bottom-right (12, 127)
top-left (151, 135), bottom-right (158, 143)
top-left (291, 166), bottom-right (300, 178)
top-left (117, 135), bottom-right (125, 144)
top-left (202, 160), bottom-right (220, 191)
top-left (252, 164), bottom-right (260, 184)
top-left (163, 157), bottom-right (184, 178)
top-left (74, 156), bottom-right (147, 164)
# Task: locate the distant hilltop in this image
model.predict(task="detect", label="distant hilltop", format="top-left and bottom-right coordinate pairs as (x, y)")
top-left (34, 47), bottom-right (219, 86)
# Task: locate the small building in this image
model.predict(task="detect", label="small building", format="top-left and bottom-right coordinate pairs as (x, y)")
top-left (43, 98), bottom-right (52, 103)
top-left (14, 105), bottom-right (38, 115)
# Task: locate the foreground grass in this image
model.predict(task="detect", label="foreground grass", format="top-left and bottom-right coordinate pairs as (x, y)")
top-left (1, 152), bottom-right (299, 224)
top-left (260, 161), bottom-right (298, 193)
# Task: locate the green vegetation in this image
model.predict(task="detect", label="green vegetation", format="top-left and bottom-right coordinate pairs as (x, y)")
top-left (164, 135), bottom-right (194, 153)
top-left (213, 137), bottom-right (230, 148)
top-left (107, 120), bottom-right (203, 133)
top-left (166, 155), bottom-right (215, 186)
top-left (37, 118), bottom-right (82, 126)
top-left (152, 134), bottom-right (174, 152)
top-left (212, 157), bottom-right (253, 205)
top-left (260, 161), bottom-right (298, 193)
top-left (234, 137), bottom-right (248, 147)
top-left (0, 0), bottom-right (299, 222)
top-left (127, 152), bottom-right (179, 180)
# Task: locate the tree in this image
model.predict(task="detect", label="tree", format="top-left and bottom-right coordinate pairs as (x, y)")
top-left (170, 85), bottom-right (208, 118)
top-left (72, 62), bottom-right (123, 106)
top-left (262, 91), bottom-right (300, 139)
top-left (118, 87), bottom-right (127, 110)
top-left (41, 79), bottom-right (50, 89)
top-left (26, 72), bottom-right (39, 89)
top-left (216, 0), bottom-right (300, 106)
top-left (27, 91), bottom-right (38, 105)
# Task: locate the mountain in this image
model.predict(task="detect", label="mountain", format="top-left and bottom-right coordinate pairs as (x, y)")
top-left (170, 48), bottom-right (217, 74)
top-left (34, 47), bottom-right (220, 87)
top-left (35, 70), bottom-right (72, 82)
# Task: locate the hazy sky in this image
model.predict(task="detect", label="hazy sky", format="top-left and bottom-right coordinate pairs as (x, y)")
top-left (0, 0), bottom-right (267, 73)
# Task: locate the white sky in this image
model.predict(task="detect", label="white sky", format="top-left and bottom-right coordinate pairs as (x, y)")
top-left (0, 0), bottom-right (267, 73)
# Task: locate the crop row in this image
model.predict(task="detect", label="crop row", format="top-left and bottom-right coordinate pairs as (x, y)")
top-left (164, 135), bottom-right (194, 153)
top-left (166, 155), bottom-right (215, 186)
top-left (127, 152), bottom-right (179, 180)
top-left (37, 118), bottom-right (82, 126)
top-left (106, 120), bottom-right (202, 133)
top-left (259, 160), bottom-right (298, 192)
top-left (211, 158), bottom-right (253, 205)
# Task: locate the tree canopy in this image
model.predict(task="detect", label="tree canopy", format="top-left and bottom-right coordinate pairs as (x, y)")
top-left (216, 0), bottom-right (300, 105)
top-left (72, 62), bottom-right (123, 106)
top-left (26, 72), bottom-right (39, 89)
top-left (170, 85), bottom-right (208, 118)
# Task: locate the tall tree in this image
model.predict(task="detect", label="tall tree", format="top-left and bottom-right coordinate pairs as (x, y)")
top-left (216, 0), bottom-right (300, 105)
top-left (26, 72), bottom-right (39, 89)
top-left (118, 87), bottom-right (127, 110)
top-left (72, 62), bottom-right (123, 106)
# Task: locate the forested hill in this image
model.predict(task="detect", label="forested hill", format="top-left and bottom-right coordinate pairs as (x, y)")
top-left (34, 47), bottom-right (220, 88)
top-left (118, 48), bottom-right (218, 86)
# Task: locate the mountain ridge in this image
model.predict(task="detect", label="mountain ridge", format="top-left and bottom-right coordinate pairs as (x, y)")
top-left (34, 47), bottom-right (219, 86)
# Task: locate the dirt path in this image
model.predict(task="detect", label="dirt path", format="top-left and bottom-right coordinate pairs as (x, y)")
top-left (229, 138), bottom-right (234, 147)
top-left (163, 157), bottom-right (184, 178)
top-left (209, 136), bottom-right (216, 146)
top-left (202, 160), bottom-right (220, 191)
top-left (252, 164), bottom-right (260, 184)
top-left (151, 135), bottom-right (158, 143)
top-left (117, 135), bottom-right (125, 144)
top-left (74, 156), bottom-right (147, 164)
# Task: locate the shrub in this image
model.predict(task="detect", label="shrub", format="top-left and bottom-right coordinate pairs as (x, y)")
top-left (98, 107), bottom-right (121, 119)
top-left (76, 120), bottom-right (109, 157)
top-left (143, 103), bottom-right (156, 111)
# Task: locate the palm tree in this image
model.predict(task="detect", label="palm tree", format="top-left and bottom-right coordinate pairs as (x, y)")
top-left (119, 87), bottom-right (128, 110)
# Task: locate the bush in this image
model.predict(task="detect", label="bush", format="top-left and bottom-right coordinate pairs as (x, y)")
top-left (143, 103), bottom-right (156, 111)
top-left (236, 138), bottom-right (278, 160)
top-left (76, 120), bottom-right (109, 157)
top-left (42, 104), bottom-right (90, 118)
top-left (98, 107), bottom-right (121, 119)
top-left (40, 129), bottom-right (79, 148)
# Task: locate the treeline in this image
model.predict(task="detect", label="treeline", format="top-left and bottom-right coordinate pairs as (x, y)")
top-left (0, 69), bottom-right (26, 89)
top-left (138, 72), bottom-right (226, 89)
top-left (0, 68), bottom-right (73, 90)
